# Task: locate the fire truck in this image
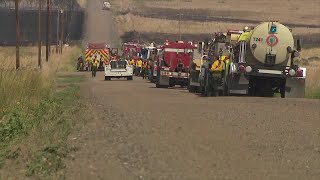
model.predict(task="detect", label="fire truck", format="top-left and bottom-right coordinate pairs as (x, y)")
top-left (85, 43), bottom-right (110, 71)
top-left (122, 42), bottom-right (142, 60)
top-left (155, 41), bottom-right (195, 88)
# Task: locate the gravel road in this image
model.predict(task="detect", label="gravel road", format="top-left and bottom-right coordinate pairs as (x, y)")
top-left (65, 72), bottom-right (320, 180)
top-left (65, 1), bottom-right (320, 179)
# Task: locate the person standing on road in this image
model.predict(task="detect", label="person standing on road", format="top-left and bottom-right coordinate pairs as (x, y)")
top-left (208, 56), bottom-right (225, 96)
top-left (135, 58), bottom-right (143, 76)
top-left (141, 60), bottom-right (148, 79)
top-left (77, 56), bottom-right (84, 71)
top-left (91, 55), bottom-right (99, 77)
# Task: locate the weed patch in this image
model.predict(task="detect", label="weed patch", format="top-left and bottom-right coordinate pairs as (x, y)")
top-left (26, 144), bottom-right (78, 176)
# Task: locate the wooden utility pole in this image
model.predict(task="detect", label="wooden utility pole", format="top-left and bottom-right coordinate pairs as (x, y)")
top-left (46, 0), bottom-right (49, 62)
top-left (56, 9), bottom-right (60, 54)
top-left (60, 9), bottom-right (64, 54)
top-left (179, 13), bottom-right (181, 41)
top-left (49, 0), bottom-right (52, 55)
top-left (15, 0), bottom-right (20, 69)
top-left (178, 0), bottom-right (182, 41)
top-left (38, 0), bottom-right (42, 68)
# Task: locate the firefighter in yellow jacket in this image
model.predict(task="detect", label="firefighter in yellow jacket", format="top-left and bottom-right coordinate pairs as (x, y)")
top-left (91, 55), bottom-right (99, 77)
top-left (208, 56), bottom-right (225, 96)
top-left (135, 58), bottom-right (143, 76)
top-left (238, 26), bottom-right (252, 42)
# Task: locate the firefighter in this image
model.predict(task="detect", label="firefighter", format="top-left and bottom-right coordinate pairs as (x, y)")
top-left (77, 56), bottom-right (84, 71)
top-left (130, 57), bottom-right (136, 74)
top-left (238, 26), bottom-right (252, 42)
top-left (141, 60), bottom-right (148, 79)
top-left (129, 58), bottom-right (135, 66)
top-left (208, 56), bottom-right (225, 96)
top-left (135, 58), bottom-right (143, 76)
top-left (91, 55), bottom-right (99, 77)
top-left (147, 60), bottom-right (152, 80)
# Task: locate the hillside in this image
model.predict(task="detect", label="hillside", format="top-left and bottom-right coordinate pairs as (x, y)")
top-left (110, 0), bottom-right (320, 44)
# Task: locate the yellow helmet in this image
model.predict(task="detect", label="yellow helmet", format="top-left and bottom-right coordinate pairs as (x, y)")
top-left (243, 26), bottom-right (249, 32)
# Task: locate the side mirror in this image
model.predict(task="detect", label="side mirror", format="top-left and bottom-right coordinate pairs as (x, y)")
top-left (296, 39), bottom-right (302, 52)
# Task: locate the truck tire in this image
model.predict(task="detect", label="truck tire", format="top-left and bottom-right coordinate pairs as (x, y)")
top-left (280, 83), bottom-right (286, 98)
top-left (127, 76), bottom-right (133, 81)
top-left (156, 79), bottom-right (162, 88)
top-left (105, 76), bottom-right (111, 81)
top-left (189, 85), bottom-right (196, 93)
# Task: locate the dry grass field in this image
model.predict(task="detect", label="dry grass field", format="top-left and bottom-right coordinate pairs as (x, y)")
top-left (140, 0), bottom-right (320, 25)
top-left (0, 46), bottom-right (80, 114)
top-left (112, 0), bottom-right (320, 43)
top-left (115, 14), bottom-right (320, 37)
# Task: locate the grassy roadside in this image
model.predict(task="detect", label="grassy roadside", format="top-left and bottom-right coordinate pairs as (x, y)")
top-left (0, 46), bottom-right (87, 179)
top-left (298, 48), bottom-right (320, 99)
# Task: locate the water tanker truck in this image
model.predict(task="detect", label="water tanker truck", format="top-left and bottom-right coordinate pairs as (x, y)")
top-left (227, 21), bottom-right (305, 98)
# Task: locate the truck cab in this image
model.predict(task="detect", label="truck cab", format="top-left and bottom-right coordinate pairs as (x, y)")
top-left (155, 41), bottom-right (195, 88)
top-left (104, 60), bottom-right (133, 81)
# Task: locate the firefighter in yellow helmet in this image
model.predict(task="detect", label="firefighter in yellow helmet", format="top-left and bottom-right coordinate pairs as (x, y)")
top-left (207, 56), bottom-right (225, 96)
top-left (238, 26), bottom-right (252, 42)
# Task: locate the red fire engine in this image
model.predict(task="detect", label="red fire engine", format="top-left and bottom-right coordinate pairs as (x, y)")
top-left (155, 40), bottom-right (195, 88)
top-left (122, 42), bottom-right (143, 60)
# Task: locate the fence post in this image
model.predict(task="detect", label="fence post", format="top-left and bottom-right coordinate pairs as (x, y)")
top-left (56, 9), bottom-right (60, 54)
top-left (60, 9), bottom-right (64, 54)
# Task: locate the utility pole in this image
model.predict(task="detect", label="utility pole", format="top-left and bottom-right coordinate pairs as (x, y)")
top-left (60, 9), bottom-right (64, 54)
top-left (178, 0), bottom-right (182, 41)
top-left (56, 9), bottom-right (60, 54)
top-left (49, 0), bottom-right (52, 55)
top-left (15, 0), bottom-right (20, 69)
top-left (45, 0), bottom-right (49, 62)
top-left (179, 12), bottom-right (181, 41)
top-left (38, 0), bottom-right (42, 68)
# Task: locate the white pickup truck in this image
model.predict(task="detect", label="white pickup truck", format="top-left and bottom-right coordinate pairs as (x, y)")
top-left (103, 1), bottom-right (111, 10)
top-left (105, 60), bottom-right (133, 81)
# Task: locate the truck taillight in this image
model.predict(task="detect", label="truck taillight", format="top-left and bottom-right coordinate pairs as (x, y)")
top-left (238, 65), bottom-right (245, 73)
top-left (296, 69), bottom-right (303, 77)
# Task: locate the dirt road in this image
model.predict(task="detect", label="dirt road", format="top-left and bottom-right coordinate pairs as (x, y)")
top-left (65, 1), bottom-right (320, 179)
top-left (65, 72), bottom-right (320, 180)
top-left (82, 0), bottom-right (118, 48)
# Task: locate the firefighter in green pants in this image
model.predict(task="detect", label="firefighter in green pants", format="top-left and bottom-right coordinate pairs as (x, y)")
top-left (91, 55), bottom-right (99, 77)
top-left (209, 57), bottom-right (225, 96)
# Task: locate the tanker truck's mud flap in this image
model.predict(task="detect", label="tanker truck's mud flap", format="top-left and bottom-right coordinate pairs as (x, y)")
top-left (227, 73), bottom-right (249, 95)
top-left (285, 78), bottom-right (305, 98)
